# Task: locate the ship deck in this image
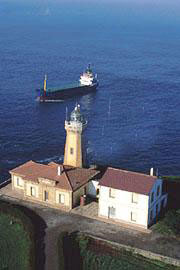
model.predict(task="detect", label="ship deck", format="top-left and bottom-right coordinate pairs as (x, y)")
top-left (46, 82), bottom-right (83, 93)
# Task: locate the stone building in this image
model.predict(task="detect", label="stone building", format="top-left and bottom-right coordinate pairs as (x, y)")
top-left (10, 104), bottom-right (99, 210)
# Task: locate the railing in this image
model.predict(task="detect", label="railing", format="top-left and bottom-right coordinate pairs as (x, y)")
top-left (0, 179), bottom-right (11, 189)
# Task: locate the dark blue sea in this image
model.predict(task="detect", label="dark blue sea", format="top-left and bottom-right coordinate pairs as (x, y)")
top-left (1, 1), bottom-right (180, 180)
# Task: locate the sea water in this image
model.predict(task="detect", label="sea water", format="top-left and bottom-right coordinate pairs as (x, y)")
top-left (0, 1), bottom-right (180, 180)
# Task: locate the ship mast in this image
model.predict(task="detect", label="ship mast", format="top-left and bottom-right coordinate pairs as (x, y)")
top-left (44, 74), bottom-right (47, 93)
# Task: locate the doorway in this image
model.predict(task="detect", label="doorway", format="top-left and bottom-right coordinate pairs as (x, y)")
top-left (108, 206), bottom-right (116, 219)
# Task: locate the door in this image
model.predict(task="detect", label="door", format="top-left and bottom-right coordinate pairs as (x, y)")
top-left (108, 206), bottom-right (116, 219)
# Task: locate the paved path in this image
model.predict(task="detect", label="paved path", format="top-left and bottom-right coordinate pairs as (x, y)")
top-left (0, 184), bottom-right (180, 270)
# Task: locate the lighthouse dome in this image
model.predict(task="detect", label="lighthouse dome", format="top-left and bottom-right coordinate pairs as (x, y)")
top-left (70, 104), bottom-right (85, 123)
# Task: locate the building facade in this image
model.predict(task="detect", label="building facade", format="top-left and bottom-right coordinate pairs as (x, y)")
top-left (98, 167), bottom-right (168, 228)
top-left (10, 161), bottom-right (98, 210)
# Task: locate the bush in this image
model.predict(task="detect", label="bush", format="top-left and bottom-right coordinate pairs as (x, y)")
top-left (154, 209), bottom-right (180, 236)
top-left (0, 200), bottom-right (35, 270)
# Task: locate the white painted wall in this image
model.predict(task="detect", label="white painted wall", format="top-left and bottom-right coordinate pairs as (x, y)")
top-left (99, 178), bottom-right (168, 228)
top-left (13, 175), bottom-right (24, 189)
top-left (55, 190), bottom-right (70, 207)
top-left (25, 182), bottom-right (39, 198)
top-left (99, 186), bottom-right (149, 228)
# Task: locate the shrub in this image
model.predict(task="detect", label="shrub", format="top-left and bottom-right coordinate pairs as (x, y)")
top-left (0, 200), bottom-right (35, 270)
top-left (154, 209), bottom-right (180, 236)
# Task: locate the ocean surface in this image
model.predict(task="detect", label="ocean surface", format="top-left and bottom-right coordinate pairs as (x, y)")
top-left (1, 1), bottom-right (180, 180)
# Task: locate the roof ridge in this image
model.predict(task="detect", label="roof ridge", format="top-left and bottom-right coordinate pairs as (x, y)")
top-left (108, 167), bottom-right (157, 179)
top-left (62, 165), bottom-right (73, 191)
top-left (10, 160), bottom-right (35, 172)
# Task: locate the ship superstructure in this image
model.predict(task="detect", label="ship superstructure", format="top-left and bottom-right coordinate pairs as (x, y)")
top-left (79, 64), bottom-right (97, 86)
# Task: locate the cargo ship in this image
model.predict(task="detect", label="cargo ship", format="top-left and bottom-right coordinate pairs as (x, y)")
top-left (36, 65), bottom-right (98, 102)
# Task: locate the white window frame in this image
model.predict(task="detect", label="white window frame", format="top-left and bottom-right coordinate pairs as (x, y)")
top-left (109, 188), bottom-right (116, 198)
top-left (59, 194), bottom-right (65, 204)
top-left (30, 186), bottom-right (36, 197)
top-left (17, 177), bottom-right (23, 187)
top-left (132, 193), bottom-right (138, 204)
top-left (44, 190), bottom-right (49, 201)
top-left (108, 206), bottom-right (116, 218)
top-left (131, 212), bottom-right (137, 222)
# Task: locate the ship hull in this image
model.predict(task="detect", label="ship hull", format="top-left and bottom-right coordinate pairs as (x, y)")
top-left (37, 83), bottom-right (98, 102)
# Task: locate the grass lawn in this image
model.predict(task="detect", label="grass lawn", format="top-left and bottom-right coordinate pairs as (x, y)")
top-left (0, 213), bottom-right (32, 270)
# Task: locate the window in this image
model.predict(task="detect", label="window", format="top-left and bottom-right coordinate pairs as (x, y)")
top-left (132, 193), bottom-right (138, 203)
top-left (157, 186), bottom-right (160, 197)
top-left (30, 187), bottom-right (36, 197)
top-left (108, 206), bottom-right (116, 218)
top-left (109, 188), bottom-right (116, 198)
top-left (96, 188), bottom-right (99, 196)
top-left (59, 194), bottom-right (65, 204)
top-left (131, 212), bottom-right (137, 222)
top-left (151, 192), bottom-right (154, 203)
top-left (17, 177), bottom-right (23, 187)
top-left (44, 191), bottom-right (48, 201)
top-left (70, 147), bottom-right (74, 155)
top-left (16, 177), bottom-right (23, 187)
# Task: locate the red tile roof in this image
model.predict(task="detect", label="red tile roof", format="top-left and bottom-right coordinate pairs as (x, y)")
top-left (99, 167), bottom-right (157, 195)
top-left (10, 160), bottom-right (98, 192)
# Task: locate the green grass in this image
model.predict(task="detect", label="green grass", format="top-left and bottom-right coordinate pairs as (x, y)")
top-left (0, 213), bottom-right (31, 270)
top-left (153, 209), bottom-right (180, 236)
top-left (82, 249), bottom-right (180, 270)
top-left (162, 176), bottom-right (180, 182)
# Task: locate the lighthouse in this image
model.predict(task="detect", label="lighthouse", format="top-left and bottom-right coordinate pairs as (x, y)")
top-left (63, 104), bottom-right (86, 168)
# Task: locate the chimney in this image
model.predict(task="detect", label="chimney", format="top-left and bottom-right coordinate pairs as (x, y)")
top-left (150, 167), bottom-right (154, 176)
top-left (58, 166), bottom-right (62, 176)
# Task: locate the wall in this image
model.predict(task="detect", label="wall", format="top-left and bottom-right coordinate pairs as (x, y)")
top-left (64, 122), bottom-right (83, 168)
top-left (55, 189), bottom-right (72, 209)
top-left (148, 178), bottom-right (168, 225)
top-left (25, 182), bottom-right (39, 198)
top-left (12, 174), bottom-right (24, 190)
top-left (98, 186), bottom-right (149, 228)
top-left (87, 180), bottom-right (99, 198)
top-left (73, 185), bottom-right (86, 207)
top-left (11, 173), bottom-right (73, 210)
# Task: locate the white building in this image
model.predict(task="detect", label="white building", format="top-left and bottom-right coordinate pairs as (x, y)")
top-left (98, 167), bottom-right (168, 229)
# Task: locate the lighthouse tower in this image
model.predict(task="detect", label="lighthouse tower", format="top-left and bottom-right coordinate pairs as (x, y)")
top-left (63, 104), bottom-right (86, 168)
